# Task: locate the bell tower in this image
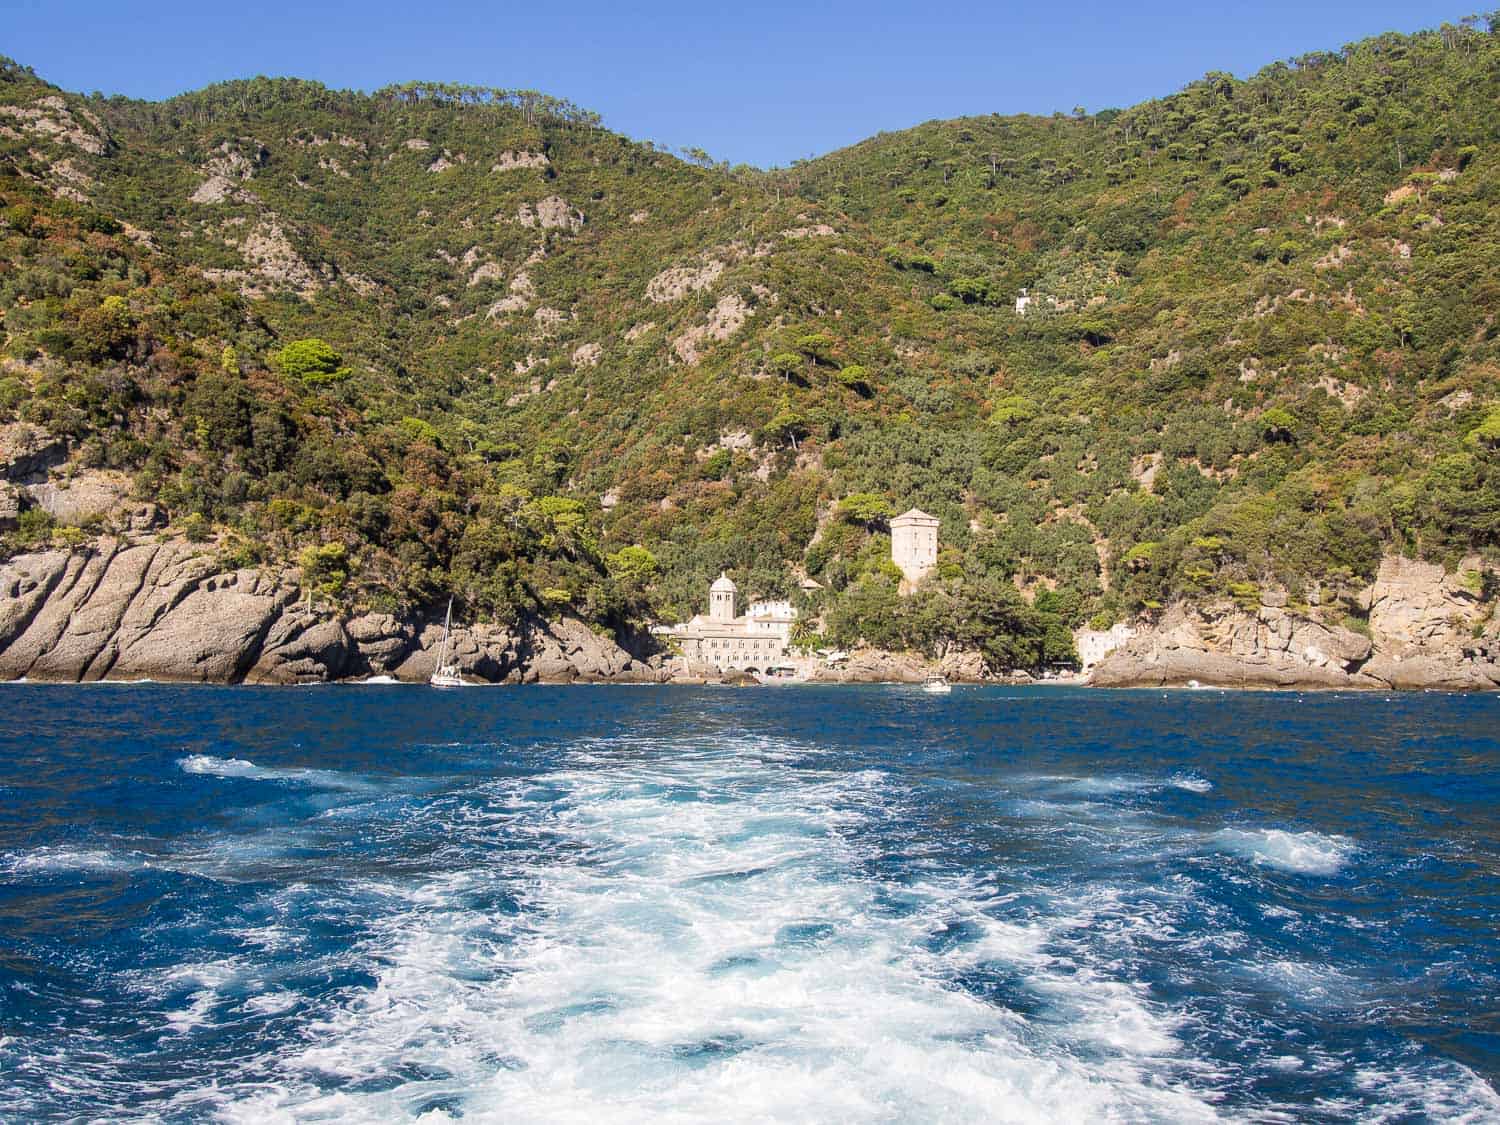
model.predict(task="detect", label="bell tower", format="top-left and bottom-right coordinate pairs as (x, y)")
top-left (709, 572), bottom-right (737, 622)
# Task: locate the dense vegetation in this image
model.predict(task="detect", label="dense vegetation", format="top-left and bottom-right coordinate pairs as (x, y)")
top-left (2, 17), bottom-right (1499, 668)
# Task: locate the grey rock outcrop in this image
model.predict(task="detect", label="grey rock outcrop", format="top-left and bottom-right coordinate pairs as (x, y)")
top-left (0, 541), bottom-right (301, 682)
top-left (346, 612), bottom-right (416, 669)
top-left (249, 610), bottom-right (355, 684)
top-left (1367, 556), bottom-right (1486, 652)
top-left (0, 484), bottom-right (19, 531)
top-left (25, 470), bottom-right (130, 525)
top-left (937, 649), bottom-right (990, 681)
top-left (0, 423), bottom-right (67, 483)
top-left (4, 541), bottom-right (1495, 691)
top-left (1090, 558), bottom-right (1500, 691)
top-left (0, 541), bottom-right (653, 684)
top-left (809, 649), bottom-right (929, 683)
top-left (1090, 602), bottom-right (1382, 689)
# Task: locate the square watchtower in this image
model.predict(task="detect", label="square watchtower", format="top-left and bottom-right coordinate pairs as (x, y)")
top-left (890, 508), bottom-right (939, 587)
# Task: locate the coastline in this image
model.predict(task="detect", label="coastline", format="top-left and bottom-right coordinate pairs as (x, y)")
top-left (2, 541), bottom-right (1498, 691)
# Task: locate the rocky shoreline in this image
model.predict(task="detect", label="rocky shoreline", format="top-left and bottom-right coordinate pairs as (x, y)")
top-left (2, 541), bottom-right (1497, 690)
top-left (0, 539), bottom-right (661, 685)
top-left (1082, 556), bottom-right (1500, 692)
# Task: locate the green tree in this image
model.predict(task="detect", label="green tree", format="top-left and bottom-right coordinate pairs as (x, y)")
top-left (1259, 407), bottom-right (1298, 444)
top-left (1467, 406), bottom-right (1500, 451)
top-left (274, 339), bottom-right (352, 386)
top-left (299, 542), bottom-right (350, 601)
top-left (835, 364), bottom-right (873, 396)
top-left (769, 352), bottom-right (805, 384)
top-left (838, 493), bottom-right (894, 527)
top-left (766, 400), bottom-right (809, 450)
top-left (609, 544), bottom-right (659, 584)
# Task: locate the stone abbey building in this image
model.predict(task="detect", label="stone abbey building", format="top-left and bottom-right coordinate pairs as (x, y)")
top-left (669, 573), bottom-right (798, 673)
top-left (668, 507), bottom-right (940, 674)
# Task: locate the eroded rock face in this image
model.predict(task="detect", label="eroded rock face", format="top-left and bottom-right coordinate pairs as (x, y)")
top-left (188, 140), bottom-right (262, 204)
top-left (672, 294), bottom-right (751, 364)
top-left (0, 484), bottom-right (19, 530)
top-left (809, 649), bottom-right (928, 683)
top-left (646, 260), bottom-right (725, 303)
top-left (25, 470), bottom-right (129, 525)
top-left (1367, 556), bottom-right (1484, 653)
top-left (0, 541), bottom-right (656, 685)
top-left (202, 218), bottom-right (324, 299)
top-left (1089, 602), bottom-right (1376, 688)
top-left (248, 611), bottom-right (354, 684)
top-left (516, 196), bottom-right (583, 231)
top-left (803, 647), bottom-right (989, 684)
top-left (937, 649), bottom-right (989, 681)
top-left (0, 423), bottom-right (67, 483)
top-left (0, 95), bottom-right (107, 155)
top-left (1090, 564), bottom-right (1500, 691)
top-left (491, 150), bottom-right (550, 172)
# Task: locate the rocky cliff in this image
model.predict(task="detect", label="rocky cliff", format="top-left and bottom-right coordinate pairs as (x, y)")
top-left (1087, 557), bottom-right (1500, 691)
top-left (3, 541), bottom-right (1497, 690)
top-left (0, 540), bottom-right (661, 684)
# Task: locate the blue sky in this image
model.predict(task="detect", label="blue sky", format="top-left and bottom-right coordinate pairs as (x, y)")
top-left (3, 0), bottom-right (1475, 166)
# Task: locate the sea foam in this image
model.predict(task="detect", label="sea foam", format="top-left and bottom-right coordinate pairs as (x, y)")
top-left (1214, 827), bottom-right (1354, 875)
top-left (3, 846), bottom-right (146, 875)
top-left (197, 737), bottom-right (1224, 1123)
top-left (178, 754), bottom-right (368, 790)
top-left (180, 754), bottom-right (262, 778)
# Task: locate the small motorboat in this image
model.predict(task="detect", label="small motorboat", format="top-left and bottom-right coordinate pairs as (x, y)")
top-left (429, 598), bottom-right (467, 687)
top-left (755, 665), bottom-right (809, 685)
top-left (921, 676), bottom-right (952, 694)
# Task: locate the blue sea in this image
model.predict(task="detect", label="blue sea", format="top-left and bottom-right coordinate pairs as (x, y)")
top-left (1, 684), bottom-right (1498, 1122)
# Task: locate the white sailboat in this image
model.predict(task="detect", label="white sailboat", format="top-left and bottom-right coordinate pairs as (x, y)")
top-left (429, 597), bottom-right (466, 687)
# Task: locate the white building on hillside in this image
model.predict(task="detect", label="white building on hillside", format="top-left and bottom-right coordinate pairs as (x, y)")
top-left (891, 508), bottom-right (939, 588)
top-left (668, 573), bottom-right (798, 673)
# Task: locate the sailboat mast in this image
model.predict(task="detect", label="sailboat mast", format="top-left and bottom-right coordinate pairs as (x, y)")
top-left (438, 597), bottom-right (453, 668)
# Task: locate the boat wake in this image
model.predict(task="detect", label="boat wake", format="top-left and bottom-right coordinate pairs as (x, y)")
top-left (188, 736), bottom-right (1227, 1122)
top-left (4, 716), bottom-right (1494, 1123)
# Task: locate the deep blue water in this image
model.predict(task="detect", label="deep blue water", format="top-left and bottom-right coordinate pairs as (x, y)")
top-left (1, 684), bottom-right (1498, 1122)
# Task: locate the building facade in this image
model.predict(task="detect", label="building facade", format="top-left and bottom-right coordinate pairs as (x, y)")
top-left (669, 573), bottom-right (798, 673)
top-left (890, 508), bottom-right (940, 587)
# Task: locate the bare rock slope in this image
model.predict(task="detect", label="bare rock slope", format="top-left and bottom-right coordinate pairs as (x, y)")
top-left (0, 541), bottom-right (658, 684)
top-left (1089, 557), bottom-right (1500, 690)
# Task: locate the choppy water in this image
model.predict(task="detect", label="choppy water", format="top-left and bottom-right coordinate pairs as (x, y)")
top-left (1, 684), bottom-right (1498, 1122)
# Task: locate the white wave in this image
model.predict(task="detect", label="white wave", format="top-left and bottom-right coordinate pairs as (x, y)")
top-left (163, 990), bottom-right (221, 1035)
top-left (1253, 959), bottom-right (1365, 1009)
top-left (178, 754), bottom-right (369, 791)
top-left (1213, 828), bottom-right (1354, 876)
top-left (198, 737), bottom-right (1224, 1123)
top-left (243, 991), bottom-right (301, 1016)
top-left (3, 846), bottom-right (146, 875)
top-left (1169, 773), bottom-right (1214, 794)
top-left (1028, 773), bottom-right (1212, 797)
top-left (1351, 1059), bottom-right (1500, 1123)
top-left (180, 754), bottom-right (261, 778)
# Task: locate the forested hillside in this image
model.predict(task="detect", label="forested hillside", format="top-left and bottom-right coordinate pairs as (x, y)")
top-left (3, 16), bottom-right (1499, 670)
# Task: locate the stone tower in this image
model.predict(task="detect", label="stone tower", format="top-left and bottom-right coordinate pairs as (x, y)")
top-left (709, 572), bottom-right (737, 622)
top-left (890, 509), bottom-right (939, 588)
